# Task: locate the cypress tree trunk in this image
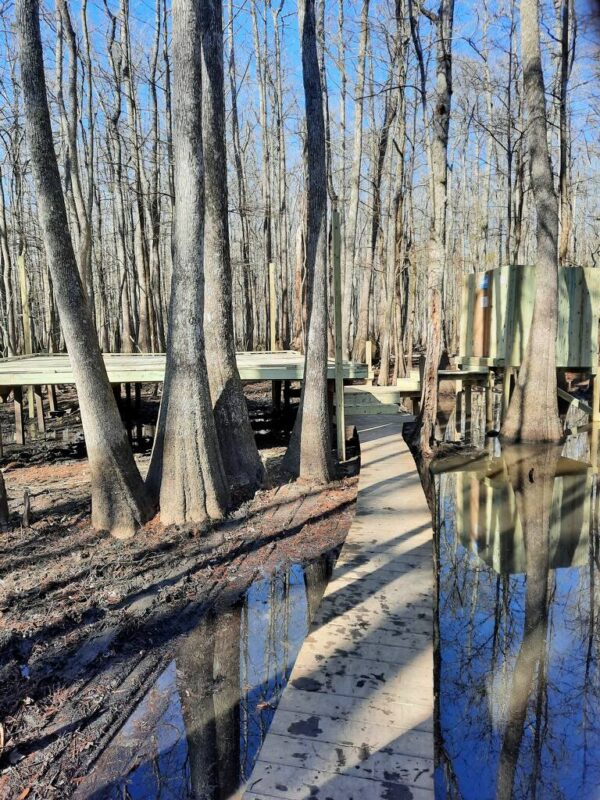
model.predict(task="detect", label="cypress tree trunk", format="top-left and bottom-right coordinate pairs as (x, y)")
top-left (342, 0), bottom-right (369, 357)
top-left (200, 0), bottom-right (265, 493)
top-left (16, 0), bottom-right (154, 538)
top-left (502, 0), bottom-right (562, 442)
top-left (146, 0), bottom-right (229, 525)
top-left (283, 0), bottom-right (333, 483)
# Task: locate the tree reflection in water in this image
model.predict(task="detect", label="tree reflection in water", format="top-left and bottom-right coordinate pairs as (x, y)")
top-left (435, 434), bottom-right (600, 799)
top-left (76, 553), bottom-right (336, 799)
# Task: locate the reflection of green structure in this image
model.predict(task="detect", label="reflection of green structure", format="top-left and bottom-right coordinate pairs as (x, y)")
top-left (453, 456), bottom-right (591, 574)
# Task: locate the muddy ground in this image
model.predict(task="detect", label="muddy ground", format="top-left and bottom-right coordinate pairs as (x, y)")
top-left (0, 384), bottom-right (358, 799)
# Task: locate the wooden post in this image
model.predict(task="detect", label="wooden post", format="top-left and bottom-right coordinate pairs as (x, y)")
top-left (0, 472), bottom-right (7, 529)
top-left (593, 370), bottom-right (600, 423)
top-left (272, 379), bottom-right (282, 416)
top-left (365, 340), bottom-right (374, 386)
top-left (464, 381), bottom-right (472, 442)
top-left (135, 383), bottom-right (143, 442)
top-left (283, 379), bottom-right (291, 412)
top-left (332, 209), bottom-right (346, 462)
top-left (17, 251), bottom-right (35, 419)
top-left (47, 385), bottom-right (57, 413)
top-left (33, 386), bottom-right (45, 433)
top-left (13, 386), bottom-right (24, 446)
top-left (501, 367), bottom-right (513, 423)
top-left (455, 388), bottom-right (463, 441)
top-left (591, 421), bottom-right (598, 473)
top-left (269, 261), bottom-right (277, 351)
top-left (485, 369), bottom-right (494, 430)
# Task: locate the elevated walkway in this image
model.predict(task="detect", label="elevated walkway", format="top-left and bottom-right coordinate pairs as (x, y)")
top-left (244, 415), bottom-right (435, 799)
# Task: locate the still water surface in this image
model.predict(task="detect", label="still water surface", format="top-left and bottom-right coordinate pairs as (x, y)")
top-left (77, 554), bottom-right (335, 799)
top-left (435, 432), bottom-right (600, 799)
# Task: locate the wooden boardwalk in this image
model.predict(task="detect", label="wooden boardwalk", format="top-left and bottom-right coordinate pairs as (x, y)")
top-left (0, 351), bottom-right (367, 385)
top-left (244, 415), bottom-right (435, 800)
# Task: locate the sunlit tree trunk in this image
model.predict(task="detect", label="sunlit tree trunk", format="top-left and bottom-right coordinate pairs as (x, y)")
top-left (502, 0), bottom-right (562, 443)
top-left (17, 0), bottom-right (154, 537)
top-left (283, 0), bottom-right (333, 483)
top-left (342, 0), bottom-right (369, 357)
top-left (146, 0), bottom-right (229, 525)
top-left (200, 0), bottom-right (265, 492)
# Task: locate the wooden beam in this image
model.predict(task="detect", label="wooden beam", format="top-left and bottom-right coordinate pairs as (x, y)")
top-left (485, 369), bottom-right (494, 430)
top-left (557, 387), bottom-right (593, 416)
top-left (272, 379), bottom-right (282, 416)
top-left (464, 381), bottom-right (472, 442)
top-left (501, 367), bottom-right (513, 422)
top-left (365, 341), bottom-right (374, 386)
top-left (13, 386), bottom-right (24, 446)
top-left (47, 384), bottom-right (57, 413)
top-left (33, 385), bottom-right (45, 433)
top-left (593, 372), bottom-right (600, 423)
top-left (134, 383), bottom-right (143, 442)
top-left (332, 209), bottom-right (346, 462)
top-left (0, 352), bottom-right (368, 385)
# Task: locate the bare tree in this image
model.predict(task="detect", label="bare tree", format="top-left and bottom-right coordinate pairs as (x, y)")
top-left (342, 0), bottom-right (369, 357)
top-left (16, 0), bottom-right (154, 537)
top-left (200, 0), bottom-right (265, 492)
top-left (146, 0), bottom-right (229, 525)
top-left (410, 0), bottom-right (455, 456)
top-left (284, 0), bottom-right (333, 483)
top-left (502, 0), bottom-right (562, 442)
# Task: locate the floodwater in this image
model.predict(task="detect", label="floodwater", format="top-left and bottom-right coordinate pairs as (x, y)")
top-left (76, 553), bottom-right (336, 800)
top-left (434, 427), bottom-right (600, 799)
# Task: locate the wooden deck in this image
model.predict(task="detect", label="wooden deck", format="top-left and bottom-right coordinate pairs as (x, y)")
top-left (243, 415), bottom-right (434, 799)
top-left (0, 351), bottom-right (367, 445)
top-left (0, 351), bottom-right (367, 386)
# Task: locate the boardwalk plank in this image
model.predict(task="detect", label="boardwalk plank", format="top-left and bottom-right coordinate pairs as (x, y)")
top-left (243, 416), bottom-right (434, 798)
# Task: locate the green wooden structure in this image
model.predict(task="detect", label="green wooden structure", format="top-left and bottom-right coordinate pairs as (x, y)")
top-left (460, 265), bottom-right (600, 369)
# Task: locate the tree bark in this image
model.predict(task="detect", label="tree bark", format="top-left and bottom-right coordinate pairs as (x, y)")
top-left (56, 0), bottom-right (95, 310)
top-left (200, 0), bottom-right (265, 493)
top-left (410, 0), bottom-right (455, 457)
top-left (17, 0), bottom-right (154, 537)
top-left (341, 0), bottom-right (369, 357)
top-left (283, 0), bottom-right (333, 483)
top-left (227, 0), bottom-right (253, 350)
top-left (146, 0), bottom-right (229, 525)
top-left (502, 0), bottom-right (562, 442)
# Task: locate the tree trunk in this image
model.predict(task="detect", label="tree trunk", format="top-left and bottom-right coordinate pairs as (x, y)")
top-left (341, 0), bottom-right (369, 357)
top-left (557, 0), bottom-right (575, 265)
top-left (147, 0), bottom-right (167, 352)
top-left (353, 87), bottom-right (396, 362)
top-left (283, 0), bottom-right (333, 483)
top-left (0, 167), bottom-right (16, 355)
top-left (251, 0), bottom-right (273, 348)
top-left (146, 0), bottom-right (229, 525)
top-left (228, 0), bottom-right (253, 350)
top-left (122, 0), bottom-right (153, 353)
top-left (502, 0), bottom-right (562, 442)
top-left (410, 0), bottom-right (455, 457)
top-left (56, 0), bottom-right (95, 311)
top-left (200, 0), bottom-right (265, 492)
top-left (17, 0), bottom-right (154, 537)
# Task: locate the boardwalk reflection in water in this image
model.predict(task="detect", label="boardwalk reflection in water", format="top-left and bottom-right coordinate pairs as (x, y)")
top-left (77, 554), bottom-right (335, 799)
top-left (435, 435), bottom-right (600, 799)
